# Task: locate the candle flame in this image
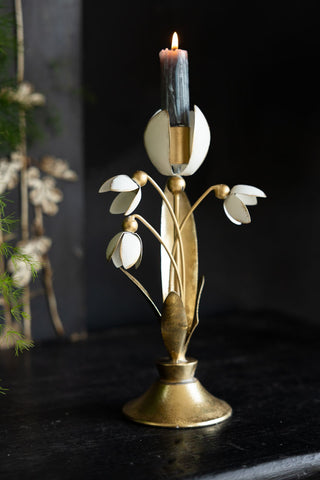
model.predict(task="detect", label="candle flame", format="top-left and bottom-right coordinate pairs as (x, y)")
top-left (171, 32), bottom-right (179, 50)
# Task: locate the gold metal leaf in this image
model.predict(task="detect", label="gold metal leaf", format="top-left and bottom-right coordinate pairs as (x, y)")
top-left (160, 187), bottom-right (198, 332)
top-left (184, 276), bottom-right (205, 354)
top-left (161, 292), bottom-right (188, 363)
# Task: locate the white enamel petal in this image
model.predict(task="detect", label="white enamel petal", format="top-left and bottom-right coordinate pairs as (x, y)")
top-left (120, 233), bottom-right (142, 269)
top-left (99, 175), bottom-right (138, 193)
top-left (224, 195), bottom-right (251, 224)
top-left (99, 176), bottom-right (117, 193)
top-left (111, 242), bottom-right (123, 268)
top-left (134, 236), bottom-right (143, 269)
top-left (223, 201), bottom-right (242, 225)
top-left (182, 105), bottom-right (211, 176)
top-left (106, 232), bottom-right (123, 261)
top-left (109, 175), bottom-right (138, 192)
top-left (144, 110), bottom-right (172, 176)
top-left (231, 184), bottom-right (266, 198)
top-left (236, 194), bottom-right (258, 205)
top-left (110, 191), bottom-right (137, 214)
top-left (125, 186), bottom-right (141, 215)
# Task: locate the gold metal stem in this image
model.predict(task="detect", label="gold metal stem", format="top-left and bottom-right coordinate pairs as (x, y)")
top-left (133, 214), bottom-right (183, 297)
top-left (180, 185), bottom-right (221, 233)
top-left (171, 185), bottom-right (222, 260)
top-left (120, 267), bottom-right (161, 319)
top-left (146, 174), bottom-right (185, 299)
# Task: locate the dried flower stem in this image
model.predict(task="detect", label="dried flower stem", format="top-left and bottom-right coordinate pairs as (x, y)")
top-left (42, 254), bottom-right (65, 336)
top-left (15, 0), bottom-right (31, 338)
top-left (133, 214), bottom-right (183, 297)
top-left (15, 0), bottom-right (24, 83)
top-left (34, 206), bottom-right (65, 336)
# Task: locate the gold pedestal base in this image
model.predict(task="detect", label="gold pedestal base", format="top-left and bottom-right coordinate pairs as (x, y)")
top-left (123, 358), bottom-right (232, 428)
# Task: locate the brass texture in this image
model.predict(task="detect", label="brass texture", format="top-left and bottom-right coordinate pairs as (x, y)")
top-left (123, 172), bottom-right (232, 428)
top-left (122, 216), bottom-right (138, 233)
top-left (169, 126), bottom-right (190, 165)
top-left (123, 358), bottom-right (232, 428)
top-left (214, 184), bottom-right (230, 200)
top-left (184, 275), bottom-right (205, 354)
top-left (161, 187), bottom-right (198, 332)
top-left (161, 292), bottom-right (188, 362)
top-left (132, 170), bottom-right (148, 187)
top-left (167, 176), bottom-right (186, 194)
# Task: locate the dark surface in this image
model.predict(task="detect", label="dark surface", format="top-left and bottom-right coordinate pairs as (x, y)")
top-left (1, 311), bottom-right (320, 479)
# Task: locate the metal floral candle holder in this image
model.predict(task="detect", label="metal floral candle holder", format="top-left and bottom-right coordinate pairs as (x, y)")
top-left (99, 104), bottom-right (265, 428)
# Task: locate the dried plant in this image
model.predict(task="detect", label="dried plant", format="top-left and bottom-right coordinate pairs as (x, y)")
top-left (0, 153), bottom-right (23, 194)
top-left (28, 167), bottom-right (63, 216)
top-left (0, 0), bottom-right (78, 344)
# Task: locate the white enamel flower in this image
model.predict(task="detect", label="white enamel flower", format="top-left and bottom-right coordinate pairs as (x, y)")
top-left (144, 105), bottom-right (211, 176)
top-left (99, 174), bottom-right (142, 215)
top-left (106, 231), bottom-right (143, 269)
top-left (223, 185), bottom-right (266, 225)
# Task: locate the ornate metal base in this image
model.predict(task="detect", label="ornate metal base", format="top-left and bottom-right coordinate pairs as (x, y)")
top-left (123, 358), bottom-right (232, 428)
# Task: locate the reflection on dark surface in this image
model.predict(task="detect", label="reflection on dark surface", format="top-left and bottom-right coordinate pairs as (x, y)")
top-left (157, 423), bottom-right (229, 478)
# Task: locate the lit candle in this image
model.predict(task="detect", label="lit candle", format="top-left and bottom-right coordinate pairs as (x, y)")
top-left (159, 32), bottom-right (190, 127)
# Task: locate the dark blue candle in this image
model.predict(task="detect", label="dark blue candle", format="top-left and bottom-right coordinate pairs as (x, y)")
top-left (159, 33), bottom-right (190, 127)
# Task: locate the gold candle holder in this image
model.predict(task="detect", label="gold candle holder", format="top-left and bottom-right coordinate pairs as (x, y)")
top-left (99, 105), bottom-right (266, 428)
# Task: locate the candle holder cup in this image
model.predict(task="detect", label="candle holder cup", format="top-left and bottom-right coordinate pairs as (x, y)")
top-left (100, 105), bottom-right (265, 428)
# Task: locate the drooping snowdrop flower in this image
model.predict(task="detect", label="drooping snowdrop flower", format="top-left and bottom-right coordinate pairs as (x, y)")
top-left (106, 216), bottom-right (142, 269)
top-left (223, 185), bottom-right (266, 225)
top-left (99, 171), bottom-right (147, 215)
top-left (106, 231), bottom-right (143, 269)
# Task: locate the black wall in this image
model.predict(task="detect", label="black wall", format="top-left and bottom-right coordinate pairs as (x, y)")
top-left (84, 0), bottom-right (320, 330)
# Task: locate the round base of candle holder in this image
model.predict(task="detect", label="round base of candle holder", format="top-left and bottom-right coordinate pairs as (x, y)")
top-left (122, 358), bottom-right (232, 428)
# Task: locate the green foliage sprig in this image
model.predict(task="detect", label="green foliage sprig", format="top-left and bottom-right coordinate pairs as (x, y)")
top-left (0, 4), bottom-right (21, 154)
top-left (0, 194), bottom-right (35, 392)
